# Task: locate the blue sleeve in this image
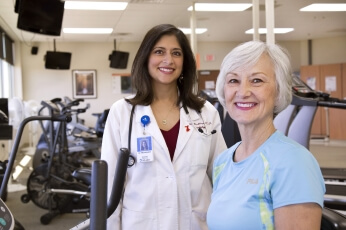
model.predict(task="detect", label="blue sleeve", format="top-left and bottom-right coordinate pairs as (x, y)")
top-left (270, 145), bottom-right (326, 209)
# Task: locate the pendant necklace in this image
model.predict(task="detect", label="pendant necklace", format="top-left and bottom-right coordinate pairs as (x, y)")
top-left (162, 103), bottom-right (175, 125)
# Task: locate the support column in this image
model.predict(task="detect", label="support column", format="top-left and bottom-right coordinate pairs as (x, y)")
top-left (265, 0), bottom-right (275, 44)
top-left (190, 1), bottom-right (200, 71)
top-left (190, 1), bottom-right (197, 54)
top-left (252, 0), bottom-right (260, 41)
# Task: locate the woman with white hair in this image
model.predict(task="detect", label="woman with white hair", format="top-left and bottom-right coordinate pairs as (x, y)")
top-left (207, 41), bottom-right (325, 229)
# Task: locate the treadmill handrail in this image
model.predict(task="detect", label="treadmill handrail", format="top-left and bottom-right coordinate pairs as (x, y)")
top-left (317, 100), bottom-right (346, 109)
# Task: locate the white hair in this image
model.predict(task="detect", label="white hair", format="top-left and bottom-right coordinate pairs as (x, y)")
top-left (215, 40), bottom-right (292, 115)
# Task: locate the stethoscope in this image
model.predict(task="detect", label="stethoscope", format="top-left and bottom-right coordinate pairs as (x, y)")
top-left (183, 105), bottom-right (217, 136)
top-left (127, 105), bottom-right (136, 167)
top-left (126, 104), bottom-right (217, 167)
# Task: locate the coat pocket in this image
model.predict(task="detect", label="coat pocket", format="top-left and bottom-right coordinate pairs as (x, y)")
top-left (122, 207), bottom-right (157, 230)
top-left (189, 136), bottom-right (211, 167)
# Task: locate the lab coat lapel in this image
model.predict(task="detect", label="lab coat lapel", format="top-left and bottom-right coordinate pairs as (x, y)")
top-left (173, 107), bottom-right (198, 161)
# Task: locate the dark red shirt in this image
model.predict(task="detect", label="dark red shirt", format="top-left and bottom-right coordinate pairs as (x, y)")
top-left (161, 120), bottom-right (180, 161)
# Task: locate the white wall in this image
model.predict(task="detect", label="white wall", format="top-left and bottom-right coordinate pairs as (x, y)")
top-left (197, 41), bottom-right (238, 70)
top-left (20, 41), bottom-right (141, 127)
top-left (18, 36), bottom-right (346, 128)
top-left (197, 37), bottom-right (346, 73)
top-left (197, 40), bottom-right (304, 72)
top-left (312, 36), bottom-right (346, 65)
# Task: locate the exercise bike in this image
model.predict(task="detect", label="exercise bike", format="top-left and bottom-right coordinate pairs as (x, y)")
top-left (19, 99), bottom-right (93, 225)
top-left (32, 97), bottom-right (106, 169)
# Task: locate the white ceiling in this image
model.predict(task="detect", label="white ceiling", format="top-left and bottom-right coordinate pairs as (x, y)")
top-left (0, 0), bottom-right (345, 44)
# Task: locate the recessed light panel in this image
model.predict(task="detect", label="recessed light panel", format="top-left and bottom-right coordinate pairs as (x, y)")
top-left (188, 3), bottom-right (252, 12)
top-left (300, 4), bottom-right (346, 12)
top-left (179, 28), bottom-right (208, 34)
top-left (245, 28), bottom-right (294, 34)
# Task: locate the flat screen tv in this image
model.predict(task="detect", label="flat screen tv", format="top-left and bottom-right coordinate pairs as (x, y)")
top-left (109, 50), bottom-right (129, 69)
top-left (16, 0), bottom-right (65, 36)
top-left (45, 51), bottom-right (72, 70)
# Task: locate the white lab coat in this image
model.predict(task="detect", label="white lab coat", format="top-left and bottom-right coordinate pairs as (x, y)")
top-left (101, 98), bottom-right (227, 230)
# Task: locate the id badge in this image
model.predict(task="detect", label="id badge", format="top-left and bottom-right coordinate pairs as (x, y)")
top-left (136, 136), bottom-right (154, 163)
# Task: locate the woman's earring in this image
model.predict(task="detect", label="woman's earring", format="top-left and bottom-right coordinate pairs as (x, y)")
top-left (179, 74), bottom-right (184, 83)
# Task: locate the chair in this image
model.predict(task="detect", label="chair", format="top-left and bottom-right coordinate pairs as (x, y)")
top-left (221, 113), bottom-right (241, 148)
top-left (273, 104), bottom-right (296, 135)
top-left (287, 105), bottom-right (317, 150)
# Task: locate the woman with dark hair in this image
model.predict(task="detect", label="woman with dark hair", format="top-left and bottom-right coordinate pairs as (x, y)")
top-left (101, 24), bottom-right (226, 229)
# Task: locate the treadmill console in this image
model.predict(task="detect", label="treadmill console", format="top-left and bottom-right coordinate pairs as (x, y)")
top-left (292, 75), bottom-right (346, 109)
top-left (292, 76), bottom-right (320, 98)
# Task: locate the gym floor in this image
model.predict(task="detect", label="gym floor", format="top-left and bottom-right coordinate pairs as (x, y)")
top-left (4, 139), bottom-right (346, 230)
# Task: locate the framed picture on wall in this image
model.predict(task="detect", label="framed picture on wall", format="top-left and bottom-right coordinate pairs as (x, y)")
top-left (72, 69), bottom-right (97, 99)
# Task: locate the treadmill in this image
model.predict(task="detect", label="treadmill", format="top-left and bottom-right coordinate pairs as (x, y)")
top-left (278, 75), bottom-right (346, 211)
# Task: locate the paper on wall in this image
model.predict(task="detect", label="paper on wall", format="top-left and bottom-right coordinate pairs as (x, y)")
top-left (325, 76), bottom-right (336, 92)
top-left (205, 81), bottom-right (215, 89)
top-left (112, 76), bottom-right (121, 94)
top-left (306, 77), bottom-right (316, 90)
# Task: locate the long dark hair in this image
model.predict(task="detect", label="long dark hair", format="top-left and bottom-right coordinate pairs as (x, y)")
top-left (126, 24), bottom-right (205, 112)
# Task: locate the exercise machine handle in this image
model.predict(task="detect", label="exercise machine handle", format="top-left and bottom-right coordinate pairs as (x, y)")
top-left (107, 148), bottom-right (130, 217)
top-left (90, 160), bottom-right (108, 230)
top-left (0, 115), bottom-right (71, 198)
top-left (70, 148), bottom-right (129, 230)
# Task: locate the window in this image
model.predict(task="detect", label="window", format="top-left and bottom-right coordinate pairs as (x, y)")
top-left (0, 27), bottom-right (14, 98)
top-left (0, 60), bottom-right (13, 98)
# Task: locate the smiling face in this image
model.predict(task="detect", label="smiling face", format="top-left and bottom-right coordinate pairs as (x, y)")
top-left (148, 34), bottom-right (183, 87)
top-left (224, 54), bottom-right (277, 127)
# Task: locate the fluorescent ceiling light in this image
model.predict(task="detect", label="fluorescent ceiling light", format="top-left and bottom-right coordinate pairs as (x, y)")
top-left (64, 1), bottom-right (128, 10)
top-left (300, 3), bottom-right (346, 12)
top-left (179, 28), bottom-right (208, 34)
top-left (63, 28), bottom-right (113, 34)
top-left (246, 28), bottom-right (294, 34)
top-left (188, 3), bottom-right (252, 12)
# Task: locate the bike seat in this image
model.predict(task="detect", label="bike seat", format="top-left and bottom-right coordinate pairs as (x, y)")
top-left (72, 168), bottom-right (92, 185)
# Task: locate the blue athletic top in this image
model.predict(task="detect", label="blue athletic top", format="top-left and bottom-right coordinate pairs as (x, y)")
top-left (207, 131), bottom-right (326, 230)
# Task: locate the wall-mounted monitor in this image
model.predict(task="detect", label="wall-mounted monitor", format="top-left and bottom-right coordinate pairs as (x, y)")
top-left (16, 0), bottom-right (65, 36)
top-left (109, 50), bottom-right (129, 69)
top-left (45, 51), bottom-right (72, 70)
